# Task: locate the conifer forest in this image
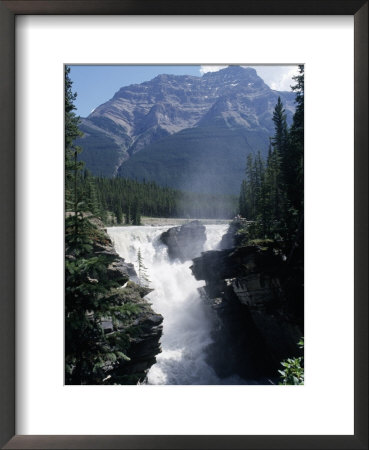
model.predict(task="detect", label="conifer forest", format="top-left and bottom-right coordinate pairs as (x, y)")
top-left (65, 65), bottom-right (304, 385)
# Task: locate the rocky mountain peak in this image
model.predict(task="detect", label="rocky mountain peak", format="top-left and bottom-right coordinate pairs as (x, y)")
top-left (203, 66), bottom-right (264, 86)
top-left (205, 65), bottom-right (255, 79)
top-left (78, 66), bottom-right (296, 189)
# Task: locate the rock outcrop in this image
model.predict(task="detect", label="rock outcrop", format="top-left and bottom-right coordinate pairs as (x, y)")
top-left (91, 222), bottom-right (163, 384)
top-left (105, 282), bottom-right (163, 384)
top-left (191, 235), bottom-right (303, 382)
top-left (218, 217), bottom-right (248, 249)
top-left (160, 220), bottom-right (206, 262)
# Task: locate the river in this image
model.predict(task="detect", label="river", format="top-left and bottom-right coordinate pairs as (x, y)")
top-left (107, 224), bottom-right (228, 384)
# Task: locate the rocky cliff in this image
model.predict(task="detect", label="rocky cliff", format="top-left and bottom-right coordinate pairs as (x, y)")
top-left (91, 220), bottom-right (163, 384)
top-left (160, 220), bottom-right (206, 262)
top-left (191, 223), bottom-right (303, 382)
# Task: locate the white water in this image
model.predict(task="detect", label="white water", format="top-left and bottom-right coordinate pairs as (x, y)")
top-left (107, 224), bottom-right (227, 384)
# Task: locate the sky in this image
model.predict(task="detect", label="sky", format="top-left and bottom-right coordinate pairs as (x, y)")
top-left (69, 65), bottom-right (299, 118)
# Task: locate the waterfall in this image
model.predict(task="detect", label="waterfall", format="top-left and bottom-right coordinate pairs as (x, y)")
top-left (107, 224), bottom-right (227, 385)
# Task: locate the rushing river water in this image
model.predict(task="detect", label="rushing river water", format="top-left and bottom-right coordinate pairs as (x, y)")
top-left (107, 224), bottom-right (228, 384)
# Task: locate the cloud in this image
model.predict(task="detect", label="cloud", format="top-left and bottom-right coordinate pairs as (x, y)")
top-left (251, 66), bottom-right (299, 91)
top-left (199, 65), bottom-right (228, 75)
top-left (267, 67), bottom-right (299, 91)
top-left (198, 64), bottom-right (299, 91)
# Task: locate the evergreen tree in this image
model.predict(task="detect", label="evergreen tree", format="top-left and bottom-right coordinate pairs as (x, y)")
top-left (238, 179), bottom-right (248, 218)
top-left (124, 203), bottom-right (131, 224)
top-left (137, 248), bottom-right (150, 287)
top-left (84, 169), bottom-right (99, 216)
top-left (287, 65), bottom-right (304, 211)
top-left (64, 67), bottom-right (144, 384)
top-left (254, 151), bottom-right (270, 235)
top-left (254, 151), bottom-right (265, 216)
top-left (75, 171), bottom-right (238, 222)
top-left (237, 68), bottom-right (304, 248)
top-left (65, 67), bottom-right (83, 211)
top-left (131, 200), bottom-right (141, 225)
top-left (116, 203), bottom-right (123, 224)
top-left (245, 154), bottom-right (256, 219)
top-left (271, 96), bottom-right (288, 158)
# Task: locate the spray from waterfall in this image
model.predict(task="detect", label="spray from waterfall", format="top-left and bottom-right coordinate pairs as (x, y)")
top-left (107, 224), bottom-right (227, 384)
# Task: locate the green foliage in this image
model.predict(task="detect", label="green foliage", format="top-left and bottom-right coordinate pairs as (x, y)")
top-left (286, 65), bottom-right (304, 211)
top-left (84, 170), bottom-right (100, 216)
top-left (131, 201), bottom-right (142, 225)
top-left (278, 357), bottom-right (304, 385)
top-left (64, 67), bottom-right (150, 384)
top-left (124, 203), bottom-right (131, 224)
top-left (65, 67), bottom-right (84, 209)
top-left (272, 96), bottom-right (288, 157)
top-left (238, 69), bottom-right (304, 255)
top-left (71, 175), bottom-right (238, 222)
top-left (236, 219), bottom-right (288, 248)
top-left (278, 337), bottom-right (304, 385)
top-left (65, 214), bottom-right (143, 384)
top-left (297, 337), bottom-right (304, 349)
top-left (115, 203), bottom-right (123, 224)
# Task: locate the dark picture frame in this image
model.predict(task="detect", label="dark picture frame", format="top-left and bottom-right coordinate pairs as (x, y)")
top-left (0, 1), bottom-right (367, 449)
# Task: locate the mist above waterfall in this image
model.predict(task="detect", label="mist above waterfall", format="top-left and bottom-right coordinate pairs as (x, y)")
top-left (107, 224), bottom-right (233, 384)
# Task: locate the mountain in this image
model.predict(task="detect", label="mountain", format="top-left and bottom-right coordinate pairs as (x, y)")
top-left (77, 66), bottom-right (296, 194)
